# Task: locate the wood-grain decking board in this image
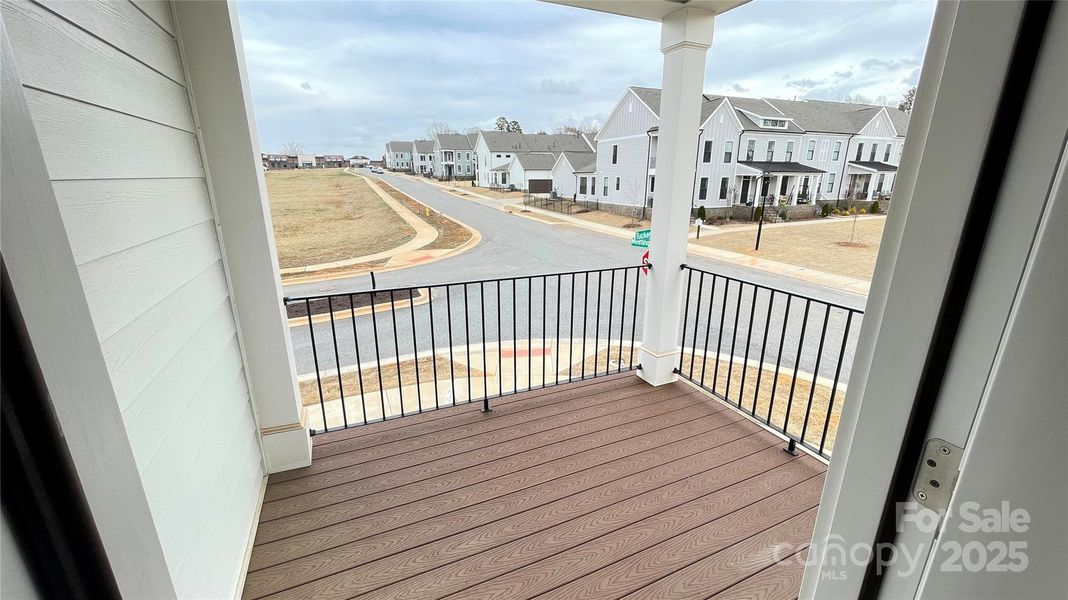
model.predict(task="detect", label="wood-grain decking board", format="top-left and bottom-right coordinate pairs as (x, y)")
top-left (244, 374), bottom-right (826, 599)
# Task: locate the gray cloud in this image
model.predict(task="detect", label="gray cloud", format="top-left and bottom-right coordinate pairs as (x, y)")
top-left (786, 78), bottom-right (823, 91)
top-left (237, 0), bottom-right (935, 157)
top-left (833, 70), bottom-right (853, 81)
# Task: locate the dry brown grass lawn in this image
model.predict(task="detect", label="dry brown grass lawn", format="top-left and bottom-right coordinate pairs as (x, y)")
top-left (267, 169), bottom-right (415, 268)
top-left (695, 217), bottom-right (886, 281)
top-left (371, 178), bottom-right (474, 251)
top-left (299, 356), bottom-right (483, 406)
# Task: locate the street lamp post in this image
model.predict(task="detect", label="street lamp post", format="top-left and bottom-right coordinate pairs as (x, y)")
top-left (754, 170), bottom-right (770, 250)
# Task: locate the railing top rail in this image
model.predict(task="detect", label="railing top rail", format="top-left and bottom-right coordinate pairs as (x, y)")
top-left (680, 264), bottom-right (865, 314)
top-left (284, 263), bottom-right (651, 303)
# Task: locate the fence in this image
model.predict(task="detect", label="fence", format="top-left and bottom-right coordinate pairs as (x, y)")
top-left (287, 265), bottom-right (648, 433)
top-left (675, 265), bottom-right (863, 458)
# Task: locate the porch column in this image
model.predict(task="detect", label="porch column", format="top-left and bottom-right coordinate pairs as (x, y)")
top-left (175, 1), bottom-right (311, 472)
top-left (638, 7), bottom-right (716, 386)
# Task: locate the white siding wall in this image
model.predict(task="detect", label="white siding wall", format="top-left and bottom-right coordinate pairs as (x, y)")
top-left (2, 2), bottom-right (263, 597)
top-left (551, 158), bottom-right (576, 197)
top-left (475, 136), bottom-right (518, 187)
top-left (593, 135), bottom-right (652, 207)
top-left (694, 103), bottom-right (743, 207)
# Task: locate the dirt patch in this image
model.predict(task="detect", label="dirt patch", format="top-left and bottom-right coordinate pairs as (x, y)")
top-left (693, 217), bottom-right (886, 281)
top-left (370, 177), bottom-right (474, 251)
top-left (300, 357), bottom-right (485, 406)
top-left (267, 169), bottom-right (416, 268)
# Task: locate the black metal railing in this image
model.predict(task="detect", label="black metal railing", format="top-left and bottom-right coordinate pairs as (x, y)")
top-left (675, 265), bottom-right (863, 458)
top-left (287, 265), bottom-right (647, 433)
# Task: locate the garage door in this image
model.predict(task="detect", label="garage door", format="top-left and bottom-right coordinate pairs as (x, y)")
top-left (528, 179), bottom-right (552, 193)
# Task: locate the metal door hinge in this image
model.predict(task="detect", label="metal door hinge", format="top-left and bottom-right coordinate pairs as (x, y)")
top-left (912, 438), bottom-right (963, 512)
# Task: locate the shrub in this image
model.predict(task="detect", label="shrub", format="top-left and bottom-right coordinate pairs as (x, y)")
top-left (779, 208), bottom-right (789, 221)
top-left (753, 206), bottom-right (763, 222)
top-left (870, 200), bottom-right (881, 214)
top-left (820, 203), bottom-right (833, 217)
top-left (860, 208), bottom-right (867, 214)
top-left (697, 205), bottom-right (707, 221)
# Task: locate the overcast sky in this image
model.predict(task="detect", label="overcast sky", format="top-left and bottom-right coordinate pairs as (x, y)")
top-left (236, 0), bottom-right (936, 158)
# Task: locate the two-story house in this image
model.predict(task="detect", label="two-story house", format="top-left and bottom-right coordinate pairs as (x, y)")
top-left (411, 140), bottom-right (435, 175)
top-left (473, 131), bottom-right (593, 189)
top-left (592, 86), bottom-right (909, 210)
top-left (432, 133), bottom-right (477, 180)
top-left (384, 140), bottom-right (413, 171)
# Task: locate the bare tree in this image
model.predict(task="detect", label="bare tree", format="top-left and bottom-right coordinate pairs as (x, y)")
top-left (425, 120), bottom-right (455, 139)
top-left (280, 141), bottom-right (303, 154)
top-left (553, 123), bottom-right (599, 135)
top-left (898, 86), bottom-right (917, 115)
top-left (834, 93), bottom-right (874, 105)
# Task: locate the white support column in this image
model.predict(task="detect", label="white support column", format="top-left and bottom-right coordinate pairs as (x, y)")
top-left (637, 7), bottom-right (715, 386)
top-left (173, 1), bottom-right (311, 472)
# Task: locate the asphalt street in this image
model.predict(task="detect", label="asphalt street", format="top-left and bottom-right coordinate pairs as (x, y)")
top-left (284, 170), bottom-right (867, 389)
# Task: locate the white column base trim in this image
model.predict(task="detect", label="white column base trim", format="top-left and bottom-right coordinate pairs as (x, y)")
top-left (637, 345), bottom-right (681, 386)
top-left (259, 410), bottom-right (312, 473)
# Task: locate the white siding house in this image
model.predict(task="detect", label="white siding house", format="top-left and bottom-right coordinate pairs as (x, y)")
top-left (593, 86), bottom-right (909, 210)
top-left (1, 2), bottom-right (309, 597)
top-left (432, 133), bottom-right (476, 179)
top-left (412, 139), bottom-right (435, 175)
top-left (384, 141), bottom-right (412, 171)
top-left (474, 131), bottom-right (592, 188)
top-left (551, 151), bottom-right (597, 199)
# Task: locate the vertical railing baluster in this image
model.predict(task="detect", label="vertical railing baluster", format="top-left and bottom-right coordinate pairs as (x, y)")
top-left (408, 288), bottom-right (422, 413)
top-left (580, 272), bottom-right (590, 380)
top-left (688, 271), bottom-right (705, 379)
top-left (820, 310), bottom-right (855, 456)
top-left (446, 285), bottom-right (457, 406)
top-left (327, 296), bottom-right (348, 428)
top-left (497, 280), bottom-right (503, 397)
top-left (369, 292), bottom-right (386, 421)
top-left (767, 295), bottom-right (792, 423)
top-left (463, 284), bottom-right (472, 404)
top-left (389, 290), bottom-right (404, 416)
top-left (511, 278), bottom-right (516, 394)
top-left (541, 275), bottom-right (547, 388)
top-left (725, 280), bottom-right (745, 405)
top-left (712, 279), bottom-right (730, 392)
top-left (617, 268), bottom-right (628, 373)
top-left (629, 266), bottom-right (639, 368)
top-left (348, 294), bottom-right (368, 425)
top-left (480, 281), bottom-right (489, 410)
top-left (699, 275), bottom-right (718, 388)
top-left (752, 289), bottom-right (775, 418)
top-left (555, 274), bottom-right (562, 386)
top-left (605, 269), bottom-right (615, 375)
top-left (738, 285), bottom-right (759, 412)
top-left (784, 299), bottom-right (812, 436)
top-left (593, 270), bottom-right (602, 377)
top-left (678, 268), bottom-right (694, 372)
top-left (528, 277), bottom-right (533, 391)
top-left (800, 304), bottom-right (832, 446)
top-left (568, 273), bottom-right (576, 383)
top-left (428, 286), bottom-right (439, 410)
top-left (305, 299), bottom-right (327, 431)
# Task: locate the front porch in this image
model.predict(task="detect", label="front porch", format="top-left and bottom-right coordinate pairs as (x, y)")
top-left (242, 372), bottom-right (824, 599)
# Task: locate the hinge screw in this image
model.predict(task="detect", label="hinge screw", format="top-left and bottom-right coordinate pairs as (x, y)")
top-left (939, 446), bottom-right (951, 455)
top-left (917, 490), bottom-right (928, 501)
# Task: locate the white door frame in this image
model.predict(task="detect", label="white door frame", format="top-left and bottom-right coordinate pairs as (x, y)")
top-left (802, 1), bottom-right (1061, 597)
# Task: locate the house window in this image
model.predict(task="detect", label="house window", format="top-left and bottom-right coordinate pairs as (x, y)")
top-left (723, 141), bottom-right (733, 163)
top-left (746, 140), bottom-right (755, 160)
top-left (466, 152), bottom-right (471, 160)
top-left (877, 173), bottom-right (886, 192)
top-left (855, 143), bottom-right (864, 161)
top-left (719, 177), bottom-right (729, 200)
top-left (827, 173), bottom-right (835, 192)
top-left (807, 140), bottom-right (816, 160)
top-left (603, 177), bottom-right (608, 196)
top-left (869, 144), bottom-right (878, 161)
top-left (761, 118), bottom-right (787, 128)
top-left (766, 141), bottom-right (775, 161)
top-left (832, 141), bottom-right (841, 161)
top-left (884, 144), bottom-right (892, 162)
top-left (466, 164), bottom-right (471, 174)
top-left (579, 177), bottom-right (587, 194)
top-left (699, 177), bottom-right (709, 200)
top-left (785, 141), bottom-right (794, 161)
top-left (496, 154), bottom-right (501, 158)
top-left (612, 144), bottom-right (618, 164)
top-left (702, 140), bottom-right (713, 163)
top-left (650, 175), bottom-right (655, 192)
top-left (615, 177), bottom-right (620, 191)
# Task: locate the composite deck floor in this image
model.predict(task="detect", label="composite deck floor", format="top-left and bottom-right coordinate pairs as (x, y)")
top-left (244, 372), bottom-right (826, 600)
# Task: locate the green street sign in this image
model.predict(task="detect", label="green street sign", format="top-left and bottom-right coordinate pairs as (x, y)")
top-left (631, 228), bottom-right (651, 248)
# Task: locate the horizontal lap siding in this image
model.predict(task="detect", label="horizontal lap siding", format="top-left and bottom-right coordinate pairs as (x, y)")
top-left (2, 2), bottom-right (263, 598)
